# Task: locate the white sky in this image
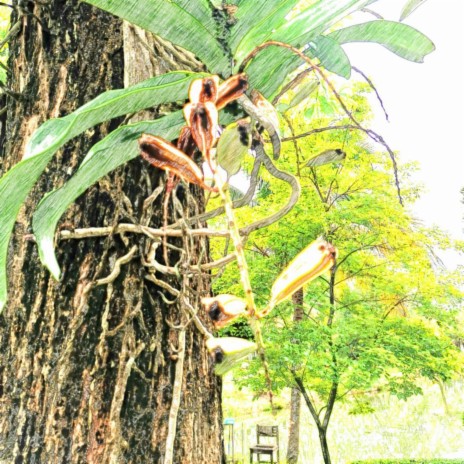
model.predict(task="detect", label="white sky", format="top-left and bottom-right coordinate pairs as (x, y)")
top-left (342, 0), bottom-right (464, 268)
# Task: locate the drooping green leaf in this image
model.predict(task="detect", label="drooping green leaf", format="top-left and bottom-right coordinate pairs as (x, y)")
top-left (400, 0), bottom-right (429, 21)
top-left (310, 35), bottom-right (351, 79)
top-left (33, 113), bottom-right (186, 279)
top-left (0, 71), bottom-right (204, 312)
top-left (82, 0), bottom-right (228, 74)
top-left (329, 20), bottom-right (435, 63)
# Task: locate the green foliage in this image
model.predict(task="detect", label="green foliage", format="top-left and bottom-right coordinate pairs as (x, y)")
top-left (214, 82), bottom-right (464, 404)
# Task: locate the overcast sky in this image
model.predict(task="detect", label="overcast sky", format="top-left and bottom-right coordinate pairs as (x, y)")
top-left (342, 0), bottom-right (464, 268)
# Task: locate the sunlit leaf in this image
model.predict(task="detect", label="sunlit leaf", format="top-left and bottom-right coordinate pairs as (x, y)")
top-left (216, 119), bottom-right (251, 176)
top-left (400, 0), bottom-right (429, 21)
top-left (329, 20), bottom-right (435, 63)
top-left (310, 35), bottom-right (352, 79)
top-left (0, 72), bottom-right (204, 311)
top-left (231, 0), bottom-right (297, 62)
top-left (270, 0), bottom-right (372, 50)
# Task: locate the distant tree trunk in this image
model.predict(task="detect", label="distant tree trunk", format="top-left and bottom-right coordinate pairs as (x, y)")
top-left (0, 2), bottom-right (223, 463)
top-left (287, 288), bottom-right (304, 464)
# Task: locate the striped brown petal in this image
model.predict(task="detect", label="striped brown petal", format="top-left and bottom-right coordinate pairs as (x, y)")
top-left (260, 238), bottom-right (337, 317)
top-left (183, 101), bottom-right (219, 158)
top-left (188, 75), bottom-right (219, 104)
top-left (216, 73), bottom-right (248, 109)
top-left (139, 134), bottom-right (217, 192)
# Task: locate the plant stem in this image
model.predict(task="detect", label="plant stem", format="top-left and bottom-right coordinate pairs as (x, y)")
top-left (213, 166), bottom-right (274, 408)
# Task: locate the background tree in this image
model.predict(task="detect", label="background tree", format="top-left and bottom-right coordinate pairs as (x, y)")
top-left (0, 0), bottom-right (440, 462)
top-left (216, 82), bottom-right (464, 464)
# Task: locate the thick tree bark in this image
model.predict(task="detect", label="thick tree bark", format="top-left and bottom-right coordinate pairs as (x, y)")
top-left (0, 2), bottom-right (223, 463)
top-left (286, 288), bottom-right (304, 464)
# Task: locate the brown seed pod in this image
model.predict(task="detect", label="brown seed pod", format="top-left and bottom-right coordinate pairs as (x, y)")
top-left (188, 75), bottom-right (220, 104)
top-left (216, 73), bottom-right (249, 109)
top-left (139, 133), bottom-right (217, 192)
top-left (183, 101), bottom-right (219, 161)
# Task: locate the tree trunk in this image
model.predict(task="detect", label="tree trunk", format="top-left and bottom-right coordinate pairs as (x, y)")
top-left (0, 2), bottom-right (223, 463)
top-left (286, 288), bottom-right (304, 464)
top-left (317, 426), bottom-right (331, 464)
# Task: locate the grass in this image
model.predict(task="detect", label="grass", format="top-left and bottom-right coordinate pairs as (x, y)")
top-left (222, 376), bottom-right (464, 463)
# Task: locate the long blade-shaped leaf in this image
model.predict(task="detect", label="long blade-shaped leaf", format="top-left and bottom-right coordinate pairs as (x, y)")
top-left (400, 0), bottom-right (429, 21)
top-left (230, 0), bottom-right (297, 58)
top-left (309, 35), bottom-right (351, 79)
top-left (234, 0), bottom-right (371, 66)
top-left (83, 0), bottom-right (228, 74)
top-left (172, 0), bottom-right (217, 32)
top-left (329, 20), bottom-right (435, 62)
top-left (33, 113), bottom-right (185, 279)
top-left (0, 71), bottom-right (204, 312)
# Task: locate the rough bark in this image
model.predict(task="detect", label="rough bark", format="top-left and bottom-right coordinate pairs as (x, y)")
top-left (286, 288), bottom-right (303, 464)
top-left (0, 2), bottom-right (223, 463)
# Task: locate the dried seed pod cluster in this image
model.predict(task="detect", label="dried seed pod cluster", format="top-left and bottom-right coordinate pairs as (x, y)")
top-left (139, 73), bottom-right (249, 184)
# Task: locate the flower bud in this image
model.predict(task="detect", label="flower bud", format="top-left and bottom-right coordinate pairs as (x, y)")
top-left (202, 294), bottom-right (247, 329)
top-left (261, 238), bottom-right (337, 317)
top-left (206, 337), bottom-right (256, 376)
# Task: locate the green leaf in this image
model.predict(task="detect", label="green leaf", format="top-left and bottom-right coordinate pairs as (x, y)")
top-left (245, 47), bottom-right (298, 99)
top-left (329, 20), bottom-right (435, 63)
top-left (33, 113), bottom-right (185, 279)
top-left (400, 0), bottom-right (429, 21)
top-left (172, 0), bottom-right (217, 32)
top-left (217, 120), bottom-right (251, 177)
top-left (277, 79), bottom-right (319, 113)
top-left (271, 0), bottom-right (372, 48)
top-left (0, 71), bottom-right (204, 312)
top-left (231, 0), bottom-right (297, 63)
top-left (240, 0), bottom-right (368, 97)
top-left (310, 35), bottom-right (351, 79)
top-left (83, 0), bottom-right (228, 74)
top-left (305, 149), bottom-right (346, 167)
